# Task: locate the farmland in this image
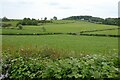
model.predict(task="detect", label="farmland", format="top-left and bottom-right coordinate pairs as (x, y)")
top-left (2, 35), bottom-right (118, 55)
top-left (1, 20), bottom-right (118, 34)
top-left (84, 29), bottom-right (118, 35)
top-left (1, 20), bottom-right (119, 79)
top-left (2, 20), bottom-right (119, 55)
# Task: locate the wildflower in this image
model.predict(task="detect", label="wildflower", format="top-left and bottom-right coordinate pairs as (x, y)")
top-left (20, 48), bottom-right (24, 51)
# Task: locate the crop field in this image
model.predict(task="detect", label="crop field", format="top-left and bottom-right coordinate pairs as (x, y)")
top-left (1, 20), bottom-right (119, 79)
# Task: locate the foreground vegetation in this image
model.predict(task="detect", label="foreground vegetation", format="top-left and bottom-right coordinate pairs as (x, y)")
top-left (2, 47), bottom-right (119, 79)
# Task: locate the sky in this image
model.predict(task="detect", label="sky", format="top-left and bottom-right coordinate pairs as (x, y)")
top-left (0, 0), bottom-right (120, 19)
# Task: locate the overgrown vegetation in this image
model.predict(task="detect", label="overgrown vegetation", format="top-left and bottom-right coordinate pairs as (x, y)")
top-left (2, 47), bottom-right (119, 79)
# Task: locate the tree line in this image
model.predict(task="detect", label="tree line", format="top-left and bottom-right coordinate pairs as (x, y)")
top-left (1, 16), bottom-right (58, 26)
top-left (17, 16), bottom-right (57, 26)
top-left (62, 16), bottom-right (119, 26)
top-left (1, 16), bottom-right (119, 26)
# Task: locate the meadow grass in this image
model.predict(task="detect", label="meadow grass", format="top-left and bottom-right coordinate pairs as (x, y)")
top-left (2, 21), bottom-right (20, 27)
top-left (1, 20), bottom-right (118, 34)
top-left (2, 35), bottom-right (118, 56)
top-left (84, 29), bottom-right (118, 35)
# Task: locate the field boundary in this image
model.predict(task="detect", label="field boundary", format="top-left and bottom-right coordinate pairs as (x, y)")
top-left (1, 32), bottom-right (120, 37)
top-left (1, 27), bottom-right (119, 37)
top-left (79, 33), bottom-right (120, 37)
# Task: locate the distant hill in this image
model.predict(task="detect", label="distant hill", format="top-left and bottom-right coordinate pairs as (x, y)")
top-left (62, 16), bottom-right (118, 26)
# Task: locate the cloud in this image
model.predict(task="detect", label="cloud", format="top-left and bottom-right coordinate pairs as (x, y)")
top-left (59, 6), bottom-right (72, 9)
top-left (48, 2), bottom-right (60, 6)
top-left (0, 0), bottom-right (119, 19)
top-left (118, 1), bottom-right (120, 17)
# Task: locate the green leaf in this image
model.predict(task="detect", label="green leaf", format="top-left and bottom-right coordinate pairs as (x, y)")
top-left (93, 71), bottom-right (100, 78)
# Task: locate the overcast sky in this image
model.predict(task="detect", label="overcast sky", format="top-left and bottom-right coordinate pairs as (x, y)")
top-left (0, 0), bottom-right (119, 19)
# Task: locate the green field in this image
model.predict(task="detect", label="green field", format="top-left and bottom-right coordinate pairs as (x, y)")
top-left (1, 20), bottom-right (118, 34)
top-left (2, 20), bottom-right (119, 55)
top-left (2, 35), bottom-right (118, 55)
top-left (84, 29), bottom-right (118, 35)
top-left (1, 20), bottom-right (20, 27)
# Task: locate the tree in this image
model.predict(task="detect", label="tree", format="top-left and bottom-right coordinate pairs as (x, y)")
top-left (44, 17), bottom-right (47, 21)
top-left (118, 18), bottom-right (120, 26)
top-left (53, 16), bottom-right (57, 20)
top-left (103, 18), bottom-right (117, 25)
top-left (17, 24), bottom-right (23, 30)
top-left (20, 18), bottom-right (38, 25)
top-left (2, 17), bottom-right (10, 21)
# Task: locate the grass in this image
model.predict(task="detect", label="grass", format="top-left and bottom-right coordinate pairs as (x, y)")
top-left (2, 35), bottom-right (118, 55)
top-left (2, 21), bottom-right (20, 27)
top-left (84, 29), bottom-right (119, 35)
top-left (1, 20), bottom-right (118, 34)
top-left (1, 20), bottom-right (118, 58)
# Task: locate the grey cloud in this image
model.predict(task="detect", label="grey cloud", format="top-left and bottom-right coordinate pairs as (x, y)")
top-left (118, 1), bottom-right (120, 17)
top-left (48, 2), bottom-right (60, 6)
top-left (18, 1), bottom-right (33, 5)
top-left (47, 2), bottom-right (72, 10)
top-left (59, 6), bottom-right (72, 9)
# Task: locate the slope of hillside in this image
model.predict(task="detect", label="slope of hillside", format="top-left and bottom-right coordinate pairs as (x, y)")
top-left (1, 20), bottom-right (118, 35)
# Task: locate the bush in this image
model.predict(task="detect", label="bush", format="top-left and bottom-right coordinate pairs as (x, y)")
top-left (41, 27), bottom-right (46, 32)
top-left (17, 24), bottom-right (23, 30)
top-left (1, 23), bottom-right (12, 28)
top-left (19, 18), bottom-right (38, 25)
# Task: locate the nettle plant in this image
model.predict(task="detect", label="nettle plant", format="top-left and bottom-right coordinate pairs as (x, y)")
top-left (2, 51), bottom-right (119, 79)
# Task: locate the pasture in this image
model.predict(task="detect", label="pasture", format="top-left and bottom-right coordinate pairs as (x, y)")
top-left (84, 29), bottom-right (118, 35)
top-left (2, 20), bottom-right (119, 58)
top-left (2, 20), bottom-right (118, 56)
top-left (1, 20), bottom-right (118, 34)
top-left (2, 35), bottom-right (118, 56)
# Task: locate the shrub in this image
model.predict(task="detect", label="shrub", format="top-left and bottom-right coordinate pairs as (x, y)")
top-left (1, 23), bottom-right (12, 28)
top-left (41, 27), bottom-right (46, 32)
top-left (17, 24), bottom-right (23, 30)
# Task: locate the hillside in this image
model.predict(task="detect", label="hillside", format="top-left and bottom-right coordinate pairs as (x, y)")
top-left (62, 16), bottom-right (118, 26)
top-left (1, 20), bottom-right (118, 35)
